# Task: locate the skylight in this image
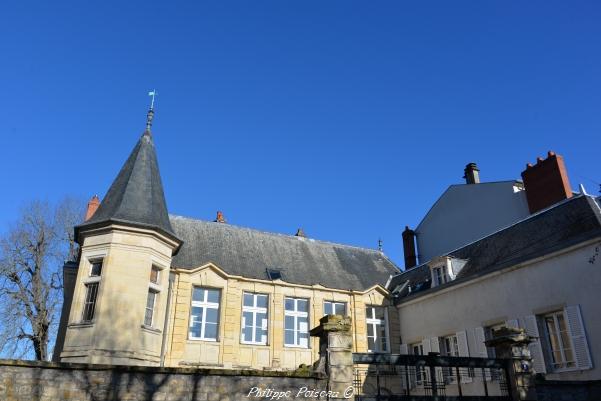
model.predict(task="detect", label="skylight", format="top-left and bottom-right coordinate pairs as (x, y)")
top-left (266, 269), bottom-right (283, 281)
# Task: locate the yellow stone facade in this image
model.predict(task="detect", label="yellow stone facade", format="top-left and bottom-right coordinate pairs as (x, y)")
top-left (164, 263), bottom-right (399, 370)
top-left (60, 224), bottom-right (180, 365)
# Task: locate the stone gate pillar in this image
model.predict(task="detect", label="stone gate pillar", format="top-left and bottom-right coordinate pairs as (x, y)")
top-left (485, 327), bottom-right (538, 401)
top-left (310, 315), bottom-right (354, 400)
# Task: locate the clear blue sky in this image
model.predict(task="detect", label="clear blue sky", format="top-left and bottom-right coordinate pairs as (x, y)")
top-left (1, 1), bottom-right (600, 267)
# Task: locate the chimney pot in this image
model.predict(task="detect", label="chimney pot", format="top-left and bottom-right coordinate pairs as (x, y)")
top-left (85, 195), bottom-right (100, 221)
top-left (463, 162), bottom-right (480, 184)
top-left (402, 226), bottom-right (417, 269)
top-left (521, 152), bottom-right (572, 214)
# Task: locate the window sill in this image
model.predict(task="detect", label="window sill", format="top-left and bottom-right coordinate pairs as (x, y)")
top-left (240, 341), bottom-right (269, 347)
top-left (187, 338), bottom-right (219, 343)
top-left (284, 345), bottom-right (310, 349)
top-left (68, 322), bottom-right (94, 328)
top-left (551, 366), bottom-right (581, 373)
top-left (141, 325), bottom-right (161, 334)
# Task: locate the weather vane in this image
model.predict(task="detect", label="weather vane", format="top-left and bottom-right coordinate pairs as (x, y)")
top-left (148, 90), bottom-right (157, 110)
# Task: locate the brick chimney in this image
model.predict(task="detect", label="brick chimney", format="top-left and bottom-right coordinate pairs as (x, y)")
top-left (463, 162), bottom-right (480, 184)
top-left (402, 226), bottom-right (417, 269)
top-left (84, 195), bottom-right (100, 221)
top-left (214, 211), bottom-right (226, 223)
top-left (521, 151), bottom-right (572, 214)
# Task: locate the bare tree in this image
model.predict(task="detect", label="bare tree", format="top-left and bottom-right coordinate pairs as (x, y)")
top-left (0, 198), bottom-right (84, 360)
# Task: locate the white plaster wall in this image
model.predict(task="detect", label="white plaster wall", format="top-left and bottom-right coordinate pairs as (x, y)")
top-left (397, 241), bottom-right (601, 381)
top-left (415, 182), bottom-right (529, 264)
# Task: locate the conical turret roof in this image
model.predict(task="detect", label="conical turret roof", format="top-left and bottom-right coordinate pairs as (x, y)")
top-left (76, 130), bottom-right (181, 247)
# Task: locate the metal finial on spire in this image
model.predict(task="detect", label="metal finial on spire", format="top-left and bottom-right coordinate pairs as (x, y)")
top-left (148, 90), bottom-right (157, 110)
top-left (145, 90), bottom-right (157, 134)
top-left (378, 238), bottom-right (383, 252)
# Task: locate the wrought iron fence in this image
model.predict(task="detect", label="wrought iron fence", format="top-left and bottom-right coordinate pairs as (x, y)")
top-left (353, 353), bottom-right (512, 400)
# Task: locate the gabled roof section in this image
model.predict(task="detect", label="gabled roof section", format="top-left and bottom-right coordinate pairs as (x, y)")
top-left (390, 195), bottom-right (601, 303)
top-left (415, 180), bottom-right (524, 232)
top-left (169, 215), bottom-right (400, 291)
top-left (75, 132), bottom-right (180, 244)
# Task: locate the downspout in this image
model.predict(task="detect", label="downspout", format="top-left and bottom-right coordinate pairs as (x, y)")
top-left (160, 271), bottom-right (176, 367)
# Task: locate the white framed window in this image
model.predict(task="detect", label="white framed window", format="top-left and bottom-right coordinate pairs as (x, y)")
top-left (144, 290), bottom-right (158, 327)
top-left (89, 259), bottom-right (103, 277)
top-left (81, 282), bottom-right (99, 322)
top-left (411, 343), bottom-right (425, 384)
top-left (484, 323), bottom-right (507, 358)
top-left (81, 258), bottom-right (103, 323)
top-left (241, 292), bottom-right (268, 345)
top-left (143, 265), bottom-right (163, 328)
top-left (441, 334), bottom-right (460, 382)
top-left (324, 301), bottom-right (346, 316)
top-left (543, 311), bottom-right (575, 370)
top-left (432, 266), bottom-right (447, 286)
top-left (284, 297), bottom-right (309, 348)
top-left (366, 306), bottom-right (389, 353)
top-left (189, 287), bottom-right (221, 341)
top-left (442, 334), bottom-right (459, 357)
top-left (150, 265), bottom-right (160, 284)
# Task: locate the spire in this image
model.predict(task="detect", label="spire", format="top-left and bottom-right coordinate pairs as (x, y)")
top-left (75, 108), bottom-right (181, 248)
top-left (145, 90), bottom-right (157, 135)
top-left (145, 108), bottom-right (154, 135)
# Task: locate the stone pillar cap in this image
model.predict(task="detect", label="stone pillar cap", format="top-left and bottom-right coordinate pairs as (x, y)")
top-left (310, 315), bottom-right (352, 336)
top-left (484, 327), bottom-right (533, 347)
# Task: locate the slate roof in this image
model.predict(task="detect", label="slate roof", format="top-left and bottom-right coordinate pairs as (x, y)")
top-left (75, 132), bottom-right (181, 244)
top-left (169, 215), bottom-right (400, 291)
top-left (389, 195), bottom-right (601, 302)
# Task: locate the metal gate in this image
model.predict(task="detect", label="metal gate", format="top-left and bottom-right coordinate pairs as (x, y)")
top-left (353, 353), bottom-right (513, 401)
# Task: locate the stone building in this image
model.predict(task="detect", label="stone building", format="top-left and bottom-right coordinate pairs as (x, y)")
top-left (53, 110), bottom-right (401, 369)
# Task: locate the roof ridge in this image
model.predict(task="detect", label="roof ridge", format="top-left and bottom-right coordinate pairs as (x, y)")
top-left (168, 213), bottom-right (389, 255)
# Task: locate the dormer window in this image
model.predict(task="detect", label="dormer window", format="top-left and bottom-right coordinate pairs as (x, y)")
top-left (432, 266), bottom-right (447, 286)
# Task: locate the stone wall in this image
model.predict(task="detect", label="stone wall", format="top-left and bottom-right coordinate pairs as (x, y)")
top-left (536, 378), bottom-right (601, 401)
top-left (0, 359), bottom-right (329, 401)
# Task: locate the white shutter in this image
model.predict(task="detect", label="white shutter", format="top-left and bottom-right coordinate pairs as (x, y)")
top-left (400, 343), bottom-right (408, 354)
top-left (457, 331), bottom-right (469, 356)
top-left (474, 327), bottom-right (488, 357)
top-left (430, 337), bottom-right (443, 382)
top-left (420, 338), bottom-right (432, 383)
top-left (431, 337), bottom-right (440, 353)
top-left (422, 338), bottom-right (431, 354)
top-left (523, 315), bottom-right (547, 374)
top-left (457, 331), bottom-right (472, 383)
top-left (506, 319), bottom-right (519, 329)
top-left (474, 327), bottom-right (492, 381)
top-left (565, 305), bottom-right (593, 370)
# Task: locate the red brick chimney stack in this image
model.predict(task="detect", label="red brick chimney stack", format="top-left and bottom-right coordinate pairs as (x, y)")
top-left (521, 151), bottom-right (573, 214)
top-left (214, 211), bottom-right (226, 223)
top-left (84, 195), bottom-right (100, 222)
top-left (402, 226), bottom-right (417, 269)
